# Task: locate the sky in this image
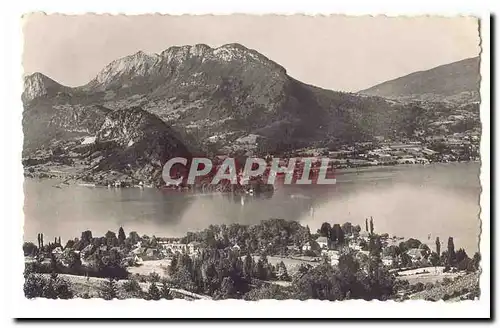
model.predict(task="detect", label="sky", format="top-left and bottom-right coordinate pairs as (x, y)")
top-left (22, 14), bottom-right (480, 92)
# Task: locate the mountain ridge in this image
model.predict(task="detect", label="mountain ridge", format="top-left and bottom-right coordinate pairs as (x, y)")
top-left (359, 56), bottom-right (480, 103)
top-left (22, 44), bottom-right (481, 184)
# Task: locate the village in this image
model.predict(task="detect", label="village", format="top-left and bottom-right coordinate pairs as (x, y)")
top-left (24, 217), bottom-right (480, 301)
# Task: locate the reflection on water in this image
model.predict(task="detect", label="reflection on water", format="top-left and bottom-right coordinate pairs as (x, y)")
top-left (24, 163), bottom-right (481, 253)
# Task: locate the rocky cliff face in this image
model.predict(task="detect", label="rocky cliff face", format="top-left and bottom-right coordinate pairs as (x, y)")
top-left (22, 73), bottom-right (70, 103)
top-left (90, 107), bottom-right (191, 183)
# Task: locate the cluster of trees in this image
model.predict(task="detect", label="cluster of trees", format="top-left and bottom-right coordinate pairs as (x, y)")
top-left (100, 277), bottom-right (173, 300)
top-left (167, 248), bottom-right (291, 299)
top-left (168, 230), bottom-right (396, 301)
top-left (318, 221), bottom-right (362, 249)
top-left (23, 272), bottom-right (74, 299)
top-left (24, 227), bottom-right (134, 280)
top-left (381, 236), bottom-right (480, 272)
top-left (246, 250), bottom-right (395, 301)
top-left (181, 219), bottom-right (311, 255)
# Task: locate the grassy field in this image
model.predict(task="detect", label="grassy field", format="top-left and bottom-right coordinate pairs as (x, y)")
top-left (128, 260), bottom-right (171, 278)
top-left (248, 255), bottom-right (321, 274)
top-left (40, 273), bottom-right (211, 300)
top-left (396, 266), bottom-right (465, 285)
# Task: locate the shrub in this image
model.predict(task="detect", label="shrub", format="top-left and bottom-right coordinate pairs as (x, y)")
top-left (148, 272), bottom-right (161, 283)
top-left (442, 277), bottom-right (453, 286)
top-left (145, 283), bottom-right (161, 301)
top-left (123, 279), bottom-right (142, 293)
top-left (100, 278), bottom-right (118, 300)
top-left (24, 273), bottom-right (74, 299)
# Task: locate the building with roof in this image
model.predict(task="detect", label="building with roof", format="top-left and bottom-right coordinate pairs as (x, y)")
top-left (406, 248), bottom-right (423, 261)
top-left (316, 236), bottom-right (329, 249)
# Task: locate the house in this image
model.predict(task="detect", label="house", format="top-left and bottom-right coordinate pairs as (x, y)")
top-left (51, 247), bottom-right (63, 255)
top-left (382, 256), bottom-right (394, 267)
top-left (302, 240), bottom-right (320, 252)
top-left (159, 241), bottom-right (187, 254)
top-left (406, 248), bottom-right (423, 261)
top-left (349, 240), bottom-right (363, 251)
top-left (316, 236), bottom-right (329, 249)
top-left (187, 241), bottom-right (201, 255)
top-left (80, 244), bottom-right (94, 258)
top-left (145, 248), bottom-right (159, 259)
top-left (359, 232), bottom-right (370, 241)
top-left (322, 249), bottom-right (340, 265)
top-left (132, 246), bottom-right (146, 255)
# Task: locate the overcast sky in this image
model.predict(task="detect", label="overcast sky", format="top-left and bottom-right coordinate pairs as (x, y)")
top-left (22, 14), bottom-right (480, 92)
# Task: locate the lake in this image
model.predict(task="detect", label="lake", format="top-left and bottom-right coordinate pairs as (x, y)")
top-left (23, 162), bottom-right (481, 253)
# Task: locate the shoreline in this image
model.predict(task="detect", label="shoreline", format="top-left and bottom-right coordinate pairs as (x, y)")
top-left (24, 160), bottom-right (480, 187)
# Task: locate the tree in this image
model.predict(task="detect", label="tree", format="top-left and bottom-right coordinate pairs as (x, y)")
top-left (24, 273), bottom-right (74, 299)
top-left (435, 237), bottom-right (441, 256)
top-left (447, 237), bottom-right (455, 267)
top-left (353, 225), bottom-right (361, 238)
top-left (276, 261), bottom-right (290, 281)
top-left (319, 222), bottom-right (332, 238)
top-left (331, 224), bottom-right (344, 248)
top-left (123, 279), bottom-right (142, 297)
top-left (369, 217), bottom-right (374, 235)
top-left (101, 277), bottom-right (118, 300)
top-left (160, 280), bottom-right (173, 300)
top-left (471, 252), bottom-right (481, 271)
top-left (65, 239), bottom-right (75, 250)
top-left (365, 218), bottom-right (369, 232)
top-left (419, 244), bottom-right (431, 259)
top-left (66, 250), bottom-right (82, 269)
top-left (105, 231), bottom-right (118, 247)
top-left (128, 231), bottom-right (140, 244)
top-left (216, 277), bottom-right (235, 299)
top-left (455, 248), bottom-right (468, 264)
top-left (243, 253), bottom-right (254, 281)
top-left (80, 230), bottom-right (93, 246)
top-left (118, 227), bottom-right (126, 245)
top-left (244, 284), bottom-right (290, 301)
top-left (149, 272), bottom-right (161, 283)
top-left (341, 222), bottom-right (353, 235)
top-left (255, 255), bottom-right (269, 280)
top-left (23, 242), bottom-right (38, 256)
top-left (146, 283), bottom-right (161, 300)
top-left (400, 253), bottom-right (412, 268)
top-left (292, 263), bottom-right (343, 301)
top-left (429, 252), bottom-right (440, 269)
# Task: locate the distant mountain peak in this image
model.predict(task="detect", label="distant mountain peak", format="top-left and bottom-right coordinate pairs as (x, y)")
top-left (359, 56), bottom-right (480, 103)
top-left (93, 50), bottom-right (161, 87)
top-left (89, 43), bottom-right (285, 90)
top-left (22, 72), bottom-right (64, 103)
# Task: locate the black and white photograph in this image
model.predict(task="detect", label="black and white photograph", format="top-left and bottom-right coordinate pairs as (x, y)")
top-left (13, 10), bottom-right (490, 318)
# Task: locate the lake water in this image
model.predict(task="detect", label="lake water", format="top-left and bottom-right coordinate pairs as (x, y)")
top-left (24, 162), bottom-right (481, 253)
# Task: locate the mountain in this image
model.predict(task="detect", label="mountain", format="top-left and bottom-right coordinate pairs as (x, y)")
top-left (24, 44), bottom-right (427, 154)
top-left (359, 57), bottom-right (480, 104)
top-left (24, 43), bottom-right (472, 183)
top-left (22, 73), bottom-right (71, 103)
top-left (89, 107), bottom-right (191, 183)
